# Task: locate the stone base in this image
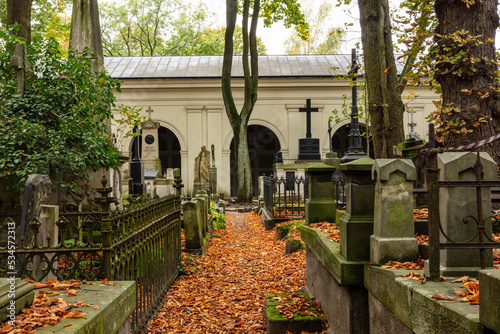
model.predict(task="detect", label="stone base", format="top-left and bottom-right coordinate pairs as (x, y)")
top-left (0, 278), bottom-right (35, 323)
top-left (306, 247), bottom-right (368, 333)
top-left (370, 236), bottom-right (419, 265)
top-left (424, 259), bottom-right (494, 278)
top-left (285, 239), bottom-right (303, 254)
top-left (479, 269), bottom-right (500, 333)
top-left (305, 199), bottom-right (336, 224)
top-left (264, 294), bottom-right (322, 334)
top-left (368, 292), bottom-right (413, 334)
top-left (340, 213), bottom-right (374, 261)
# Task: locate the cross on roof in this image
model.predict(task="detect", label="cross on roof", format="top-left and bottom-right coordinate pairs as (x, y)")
top-left (146, 106), bottom-right (154, 120)
top-left (299, 99), bottom-right (318, 138)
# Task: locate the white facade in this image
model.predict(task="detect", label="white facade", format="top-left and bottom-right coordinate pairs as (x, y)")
top-left (107, 56), bottom-right (438, 197)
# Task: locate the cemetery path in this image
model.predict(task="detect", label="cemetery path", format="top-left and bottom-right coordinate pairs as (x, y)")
top-left (146, 211), bottom-right (325, 333)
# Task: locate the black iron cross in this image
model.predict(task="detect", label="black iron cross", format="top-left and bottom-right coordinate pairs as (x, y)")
top-left (299, 99), bottom-right (318, 138)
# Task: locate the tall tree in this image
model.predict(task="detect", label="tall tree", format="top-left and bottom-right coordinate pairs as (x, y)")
top-left (6, 0), bottom-right (32, 43)
top-left (176, 26), bottom-right (267, 56)
top-left (358, 0), bottom-right (405, 158)
top-left (432, 0), bottom-right (500, 160)
top-left (222, 0), bottom-right (307, 202)
top-left (99, 0), bottom-right (214, 56)
top-left (284, 0), bottom-right (345, 55)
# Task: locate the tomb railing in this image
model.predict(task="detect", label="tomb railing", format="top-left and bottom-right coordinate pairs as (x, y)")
top-left (263, 175), bottom-right (308, 220)
top-left (0, 190), bottom-right (181, 334)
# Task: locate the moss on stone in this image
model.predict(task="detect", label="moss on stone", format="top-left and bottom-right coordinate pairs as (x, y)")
top-left (264, 294), bottom-right (321, 321)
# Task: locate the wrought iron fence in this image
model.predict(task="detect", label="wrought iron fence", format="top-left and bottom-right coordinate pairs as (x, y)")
top-left (262, 175), bottom-right (308, 219)
top-left (0, 192), bottom-right (181, 334)
top-left (425, 149), bottom-right (500, 280)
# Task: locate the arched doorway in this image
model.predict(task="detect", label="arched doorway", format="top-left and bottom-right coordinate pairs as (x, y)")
top-left (158, 126), bottom-right (181, 174)
top-left (332, 124), bottom-right (374, 158)
top-left (230, 125), bottom-right (281, 197)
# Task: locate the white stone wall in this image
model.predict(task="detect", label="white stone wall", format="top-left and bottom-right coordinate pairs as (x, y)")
top-left (112, 77), bottom-right (438, 197)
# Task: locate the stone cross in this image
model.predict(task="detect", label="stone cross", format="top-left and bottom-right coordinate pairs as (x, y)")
top-left (146, 106), bottom-right (154, 120)
top-left (299, 99), bottom-right (318, 138)
top-left (10, 44), bottom-right (25, 93)
top-left (406, 107), bottom-right (421, 140)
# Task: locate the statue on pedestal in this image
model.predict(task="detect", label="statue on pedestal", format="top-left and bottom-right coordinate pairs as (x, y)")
top-left (194, 146), bottom-right (210, 184)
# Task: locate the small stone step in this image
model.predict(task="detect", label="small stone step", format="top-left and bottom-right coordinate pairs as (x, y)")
top-left (264, 293), bottom-right (322, 334)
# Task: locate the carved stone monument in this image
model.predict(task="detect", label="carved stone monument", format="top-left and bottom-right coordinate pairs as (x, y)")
top-left (298, 99), bottom-right (321, 160)
top-left (193, 146), bottom-right (210, 193)
top-left (141, 107), bottom-right (161, 173)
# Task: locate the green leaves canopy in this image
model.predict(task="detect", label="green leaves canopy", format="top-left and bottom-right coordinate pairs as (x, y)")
top-left (0, 33), bottom-right (121, 193)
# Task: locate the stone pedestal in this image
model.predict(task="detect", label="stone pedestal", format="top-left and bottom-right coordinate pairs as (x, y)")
top-left (298, 138), bottom-right (321, 160)
top-left (339, 158), bottom-right (375, 261)
top-left (323, 152), bottom-right (340, 168)
top-left (429, 152), bottom-right (495, 276)
top-left (182, 200), bottom-right (203, 250)
top-left (0, 278), bottom-right (35, 323)
top-left (209, 166), bottom-right (217, 195)
top-left (141, 118), bottom-right (161, 172)
top-left (370, 159), bottom-right (418, 265)
top-left (304, 163), bottom-right (336, 224)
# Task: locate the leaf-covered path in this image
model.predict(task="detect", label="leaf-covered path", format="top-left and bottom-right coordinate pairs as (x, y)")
top-left (146, 211), bottom-right (314, 333)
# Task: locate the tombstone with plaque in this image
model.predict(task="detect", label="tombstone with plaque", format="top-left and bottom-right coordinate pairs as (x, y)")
top-left (298, 99), bottom-right (321, 161)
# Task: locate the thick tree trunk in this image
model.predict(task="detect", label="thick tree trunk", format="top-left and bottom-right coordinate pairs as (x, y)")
top-left (434, 0), bottom-right (500, 162)
top-left (222, 0), bottom-right (258, 202)
top-left (359, 0), bottom-right (405, 158)
top-left (6, 0), bottom-right (32, 43)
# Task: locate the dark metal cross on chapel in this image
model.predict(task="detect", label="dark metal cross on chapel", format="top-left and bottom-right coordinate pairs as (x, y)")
top-left (299, 99), bottom-right (319, 139)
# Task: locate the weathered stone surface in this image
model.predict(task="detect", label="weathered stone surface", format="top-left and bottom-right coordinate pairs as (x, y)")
top-left (304, 163), bottom-right (336, 224)
top-left (36, 281), bottom-right (136, 334)
top-left (304, 246), bottom-right (368, 333)
top-left (20, 174), bottom-right (52, 244)
top-left (0, 278), bottom-right (34, 323)
top-left (339, 158), bottom-right (375, 261)
top-left (479, 269), bottom-right (500, 333)
top-left (436, 152), bottom-right (495, 276)
top-left (300, 226), bottom-right (365, 286)
top-left (182, 200), bottom-right (203, 250)
top-left (264, 293), bottom-right (322, 334)
top-left (365, 266), bottom-right (484, 334)
top-left (370, 159), bottom-right (418, 265)
top-left (368, 292), bottom-right (413, 334)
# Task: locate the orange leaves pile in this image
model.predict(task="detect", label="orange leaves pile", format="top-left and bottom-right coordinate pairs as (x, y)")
top-left (431, 276), bottom-right (480, 305)
top-left (413, 208), bottom-right (428, 220)
top-left (415, 233), bottom-right (429, 245)
top-left (0, 285), bottom-right (94, 333)
top-left (381, 257), bottom-right (425, 270)
top-left (272, 294), bottom-right (321, 320)
top-left (308, 222), bottom-right (340, 242)
top-left (494, 249), bottom-right (500, 269)
top-left (146, 211), bottom-right (325, 333)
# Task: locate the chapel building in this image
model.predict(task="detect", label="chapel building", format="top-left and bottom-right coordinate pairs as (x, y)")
top-left (106, 55), bottom-right (437, 197)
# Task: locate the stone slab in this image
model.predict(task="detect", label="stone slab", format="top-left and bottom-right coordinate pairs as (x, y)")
top-left (0, 278), bottom-right (35, 323)
top-left (365, 266), bottom-right (484, 334)
top-left (304, 246), bottom-right (368, 333)
top-left (300, 226), bottom-right (365, 286)
top-left (36, 281), bottom-right (136, 334)
top-left (264, 293), bottom-right (322, 334)
top-left (479, 269), bottom-right (500, 333)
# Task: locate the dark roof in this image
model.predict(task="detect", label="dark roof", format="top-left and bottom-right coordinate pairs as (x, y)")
top-left (103, 55), bottom-right (362, 79)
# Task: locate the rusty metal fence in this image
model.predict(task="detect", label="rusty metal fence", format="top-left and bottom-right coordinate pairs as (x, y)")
top-left (263, 175), bottom-right (308, 219)
top-left (0, 183), bottom-right (181, 334)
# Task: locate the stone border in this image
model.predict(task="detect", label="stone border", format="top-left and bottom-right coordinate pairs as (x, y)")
top-left (35, 281), bottom-right (136, 334)
top-left (365, 266), bottom-right (484, 333)
top-left (479, 269), bottom-right (500, 332)
top-left (300, 225), bottom-right (365, 286)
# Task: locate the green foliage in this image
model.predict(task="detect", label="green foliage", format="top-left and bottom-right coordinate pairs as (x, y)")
top-left (211, 202), bottom-right (226, 230)
top-left (99, 0), bottom-right (216, 56)
top-left (178, 252), bottom-right (200, 275)
top-left (0, 31), bottom-right (121, 195)
top-left (284, 0), bottom-right (344, 55)
top-left (178, 26), bottom-right (267, 56)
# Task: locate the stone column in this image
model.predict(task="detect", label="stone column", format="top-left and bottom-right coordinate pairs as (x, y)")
top-left (196, 191), bottom-right (209, 236)
top-left (141, 108), bottom-right (161, 173)
top-left (370, 159), bottom-right (418, 265)
top-left (434, 152), bottom-right (495, 276)
top-left (339, 158), bottom-right (375, 261)
top-left (182, 199), bottom-right (203, 251)
top-left (304, 163), bottom-right (336, 224)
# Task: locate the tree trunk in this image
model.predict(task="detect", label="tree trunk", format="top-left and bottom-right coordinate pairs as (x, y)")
top-left (434, 0), bottom-right (500, 162)
top-left (359, 0), bottom-right (405, 158)
top-left (222, 0), bottom-right (258, 202)
top-left (6, 0), bottom-right (32, 43)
